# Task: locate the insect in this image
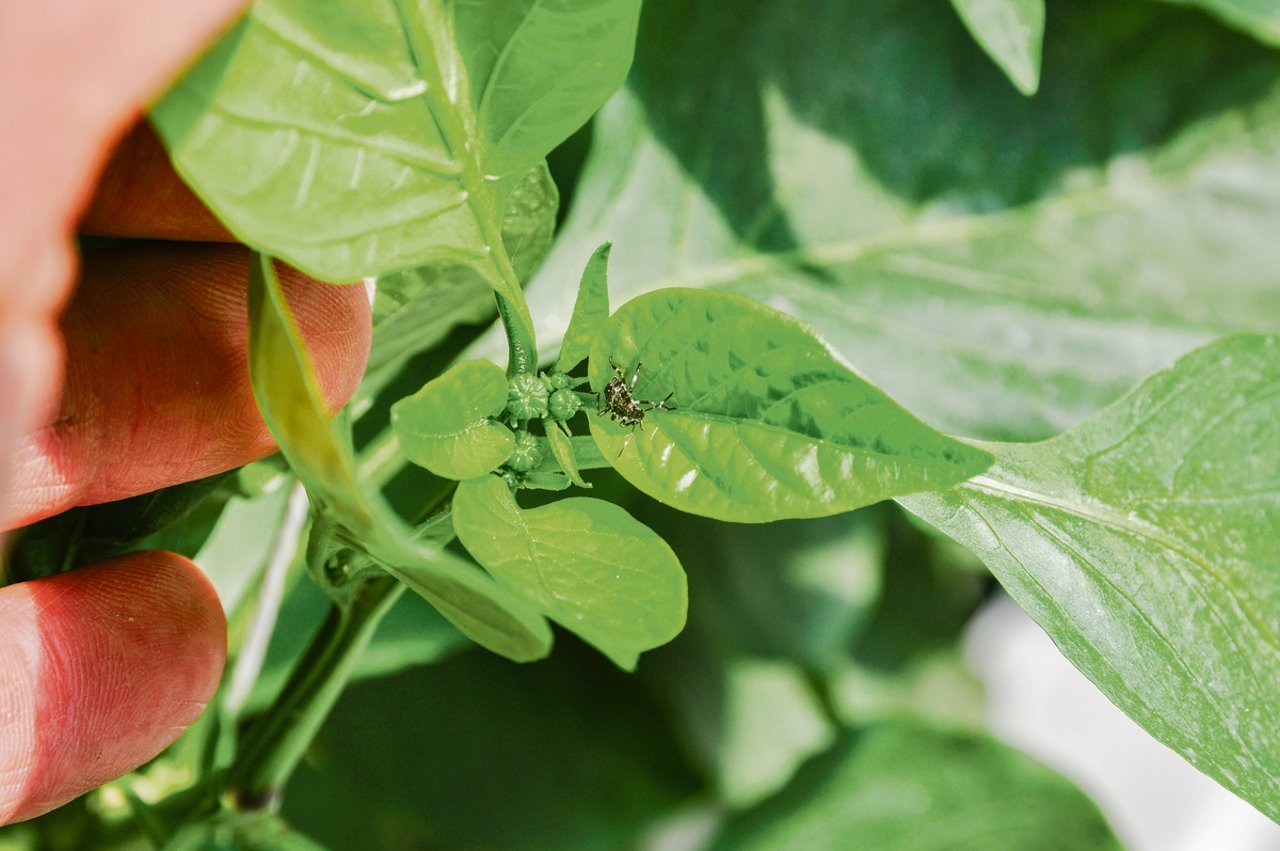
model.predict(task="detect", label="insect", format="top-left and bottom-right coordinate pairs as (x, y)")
top-left (596, 358), bottom-right (675, 434)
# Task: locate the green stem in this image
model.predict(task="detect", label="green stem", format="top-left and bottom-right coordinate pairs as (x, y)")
top-left (226, 576), bottom-right (405, 809)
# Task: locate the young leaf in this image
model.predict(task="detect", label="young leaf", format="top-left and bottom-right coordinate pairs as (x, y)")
top-left (546, 423), bottom-right (592, 488)
top-left (248, 253), bottom-right (552, 662)
top-left (555, 242), bottom-right (613, 374)
top-left (154, 0), bottom-right (640, 350)
top-left (949, 0), bottom-right (1045, 95)
top-left (391, 359), bottom-right (515, 480)
top-left (361, 162), bottom-right (559, 402)
top-left (247, 253), bottom-right (369, 526)
top-left (451, 475), bottom-right (687, 669)
top-left (900, 333), bottom-right (1280, 822)
top-left (588, 288), bottom-right (993, 522)
top-left (712, 723), bottom-right (1120, 850)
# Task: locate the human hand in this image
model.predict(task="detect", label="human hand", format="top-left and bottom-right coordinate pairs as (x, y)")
top-left (0, 2), bottom-right (371, 825)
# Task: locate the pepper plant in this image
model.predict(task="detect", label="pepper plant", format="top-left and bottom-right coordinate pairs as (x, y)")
top-left (4, 0), bottom-right (1280, 847)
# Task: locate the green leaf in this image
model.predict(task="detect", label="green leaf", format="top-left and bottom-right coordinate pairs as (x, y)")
top-left (949, 0), bottom-right (1045, 94)
top-left (154, 0), bottom-right (640, 349)
top-left (1156, 0), bottom-right (1280, 46)
top-left (245, 577), bottom-right (469, 714)
top-left (712, 723), bottom-right (1120, 850)
top-left (451, 475), bottom-right (687, 669)
top-left (391, 359), bottom-right (515, 480)
top-left (454, 0), bottom-right (642, 176)
top-left (3, 472), bottom-right (232, 583)
top-left (163, 810), bottom-right (327, 851)
top-left (360, 161), bottom-right (558, 402)
top-left (588, 288), bottom-right (993, 522)
top-left (247, 254), bottom-right (369, 526)
top-left (555, 242), bottom-right (613, 374)
top-left (900, 333), bottom-right (1280, 821)
top-left (546, 422), bottom-right (592, 488)
top-left (283, 647), bottom-right (699, 851)
top-left (248, 252), bottom-right (552, 662)
top-left (483, 0), bottom-right (1280, 441)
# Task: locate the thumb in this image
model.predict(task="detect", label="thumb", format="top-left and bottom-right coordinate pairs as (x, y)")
top-left (0, 552), bottom-right (226, 825)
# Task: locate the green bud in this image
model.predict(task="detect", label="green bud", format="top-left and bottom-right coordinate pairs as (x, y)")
top-left (548, 371), bottom-right (574, 390)
top-left (548, 388), bottom-right (582, 421)
top-left (506, 373), bottom-right (549, 420)
top-left (506, 431), bottom-right (544, 472)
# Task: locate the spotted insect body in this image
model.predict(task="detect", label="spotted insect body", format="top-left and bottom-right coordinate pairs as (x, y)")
top-left (596, 359), bottom-right (675, 431)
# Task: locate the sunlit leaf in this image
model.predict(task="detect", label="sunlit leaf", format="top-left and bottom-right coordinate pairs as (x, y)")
top-left (391, 359), bottom-right (515, 480)
top-left (589, 288), bottom-right (992, 522)
top-left (555, 242), bottom-right (613, 374)
top-left (248, 253), bottom-right (551, 662)
top-left (478, 0), bottom-right (1280, 441)
top-left (451, 475), bottom-right (686, 669)
top-left (155, 0), bottom-right (641, 347)
top-left (901, 333), bottom-right (1280, 821)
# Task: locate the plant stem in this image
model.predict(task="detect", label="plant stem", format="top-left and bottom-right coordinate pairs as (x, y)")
top-left (226, 575), bottom-right (405, 809)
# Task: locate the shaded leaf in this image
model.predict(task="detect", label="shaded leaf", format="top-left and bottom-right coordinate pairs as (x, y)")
top-left (391, 359), bottom-right (515, 480)
top-left (284, 645), bottom-right (699, 851)
top-left (900, 333), bottom-right (1280, 821)
top-left (712, 723), bottom-right (1120, 850)
top-left (1157, 0), bottom-right (1280, 46)
top-left (452, 475), bottom-right (686, 669)
top-left (589, 288), bottom-right (992, 522)
top-left (949, 0), bottom-right (1045, 95)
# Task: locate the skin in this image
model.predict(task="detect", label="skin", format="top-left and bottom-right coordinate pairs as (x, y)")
top-left (0, 1), bottom-right (372, 825)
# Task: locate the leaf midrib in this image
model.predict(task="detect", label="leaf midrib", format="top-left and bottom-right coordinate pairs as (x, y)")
top-left (960, 471), bottom-right (1280, 655)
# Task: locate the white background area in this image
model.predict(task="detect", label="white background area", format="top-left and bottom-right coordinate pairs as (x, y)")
top-left (968, 595), bottom-right (1280, 851)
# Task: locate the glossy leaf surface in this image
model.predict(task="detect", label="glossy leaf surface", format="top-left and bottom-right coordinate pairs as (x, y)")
top-left (949, 0), bottom-right (1044, 94)
top-left (901, 334), bottom-right (1280, 821)
top-left (713, 723), bottom-right (1120, 850)
top-left (452, 475), bottom-right (686, 669)
top-left (483, 0), bottom-right (1280, 442)
top-left (248, 253), bottom-right (552, 662)
top-left (155, 0), bottom-right (641, 344)
top-left (391, 359), bottom-right (514, 480)
top-left (588, 288), bottom-right (992, 522)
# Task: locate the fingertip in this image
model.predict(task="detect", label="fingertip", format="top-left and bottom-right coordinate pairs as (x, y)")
top-left (0, 551), bottom-right (226, 825)
top-left (3, 245), bottom-right (371, 529)
top-left (277, 261), bottom-right (372, 416)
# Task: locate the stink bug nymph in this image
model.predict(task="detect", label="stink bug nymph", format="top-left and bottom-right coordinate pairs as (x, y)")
top-left (596, 358), bottom-right (675, 441)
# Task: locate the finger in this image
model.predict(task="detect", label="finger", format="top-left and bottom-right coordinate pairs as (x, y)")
top-left (0, 0), bottom-right (247, 527)
top-left (2, 245), bottom-right (370, 530)
top-left (77, 120), bottom-right (234, 243)
top-left (0, 551), bottom-right (226, 825)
